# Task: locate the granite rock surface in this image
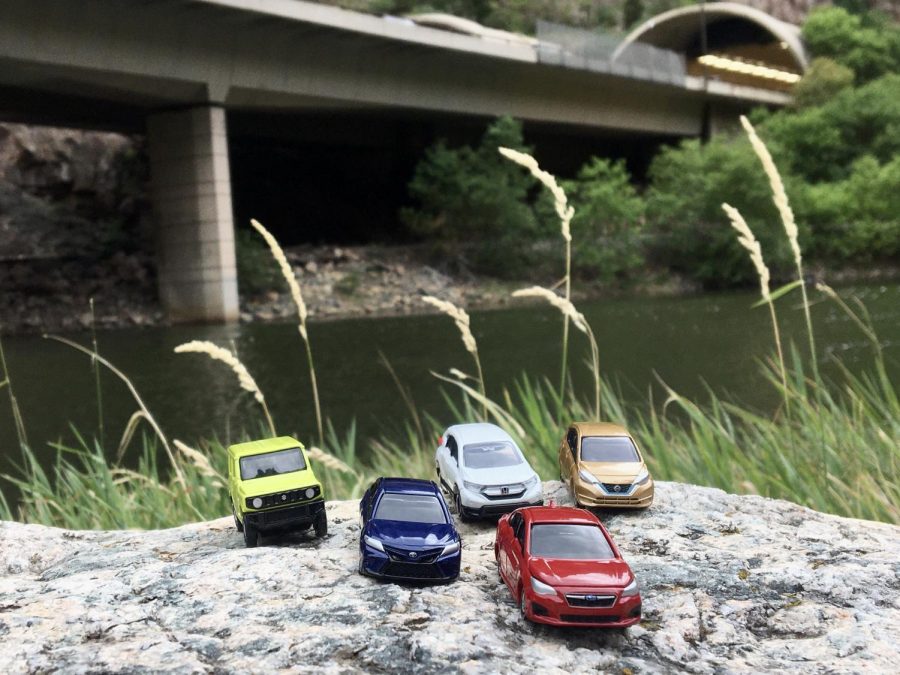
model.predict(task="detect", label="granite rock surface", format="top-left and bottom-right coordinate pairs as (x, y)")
top-left (1, 481), bottom-right (898, 674)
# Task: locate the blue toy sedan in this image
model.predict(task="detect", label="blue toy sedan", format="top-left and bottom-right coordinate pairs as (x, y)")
top-left (358, 477), bottom-right (462, 583)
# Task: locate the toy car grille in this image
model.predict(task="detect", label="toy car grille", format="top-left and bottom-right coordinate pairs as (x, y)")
top-left (246, 486), bottom-right (320, 509)
top-left (256, 502), bottom-right (319, 525)
top-left (560, 614), bottom-right (621, 624)
top-left (483, 485), bottom-right (526, 500)
top-left (601, 483), bottom-right (633, 494)
top-left (382, 562), bottom-right (443, 579)
top-left (383, 545), bottom-right (443, 565)
top-left (565, 594), bottom-right (616, 608)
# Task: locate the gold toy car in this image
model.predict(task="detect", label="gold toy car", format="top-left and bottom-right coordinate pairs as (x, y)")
top-left (558, 422), bottom-right (653, 509)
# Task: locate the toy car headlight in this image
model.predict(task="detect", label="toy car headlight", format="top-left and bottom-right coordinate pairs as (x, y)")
top-left (462, 481), bottom-right (483, 492)
top-left (363, 536), bottom-right (384, 552)
top-left (621, 578), bottom-right (640, 597)
top-left (523, 475), bottom-right (539, 489)
top-left (578, 469), bottom-right (601, 487)
top-left (305, 487), bottom-right (316, 499)
top-left (633, 468), bottom-right (650, 485)
top-left (251, 497), bottom-right (263, 509)
top-left (530, 577), bottom-right (557, 596)
top-left (441, 541), bottom-right (460, 556)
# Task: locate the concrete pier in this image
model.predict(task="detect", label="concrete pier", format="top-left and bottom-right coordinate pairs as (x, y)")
top-left (147, 106), bottom-right (239, 323)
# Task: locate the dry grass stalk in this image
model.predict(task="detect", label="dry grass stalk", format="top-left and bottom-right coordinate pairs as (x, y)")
top-left (722, 203), bottom-right (787, 405)
top-left (740, 115), bottom-right (817, 375)
top-left (174, 340), bottom-right (276, 437)
top-left (45, 335), bottom-right (184, 488)
top-left (174, 439), bottom-right (225, 484)
top-left (250, 218), bottom-right (323, 446)
top-left (816, 283), bottom-right (883, 359)
top-left (498, 147), bottom-right (574, 407)
top-left (422, 295), bottom-right (486, 417)
top-left (307, 446), bottom-right (357, 476)
top-left (512, 287), bottom-right (601, 419)
top-left (498, 147), bottom-right (573, 242)
top-left (0, 335), bottom-right (29, 449)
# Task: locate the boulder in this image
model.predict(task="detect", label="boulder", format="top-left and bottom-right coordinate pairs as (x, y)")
top-left (1, 481), bottom-right (898, 673)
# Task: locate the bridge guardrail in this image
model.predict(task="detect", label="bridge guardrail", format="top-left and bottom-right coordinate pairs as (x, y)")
top-left (535, 21), bottom-right (686, 86)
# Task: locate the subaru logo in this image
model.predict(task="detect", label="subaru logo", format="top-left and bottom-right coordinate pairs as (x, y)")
top-left (613, 485), bottom-right (622, 493)
top-left (409, 552), bottom-right (417, 558)
top-left (585, 595), bottom-right (597, 601)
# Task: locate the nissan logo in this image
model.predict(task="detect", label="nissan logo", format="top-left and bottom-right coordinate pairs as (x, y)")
top-left (613, 485), bottom-right (622, 493)
top-left (409, 552), bottom-right (417, 558)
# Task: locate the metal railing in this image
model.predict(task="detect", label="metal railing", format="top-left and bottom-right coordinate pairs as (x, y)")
top-left (535, 21), bottom-right (686, 86)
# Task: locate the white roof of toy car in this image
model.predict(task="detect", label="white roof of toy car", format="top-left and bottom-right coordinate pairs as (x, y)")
top-left (444, 422), bottom-right (516, 448)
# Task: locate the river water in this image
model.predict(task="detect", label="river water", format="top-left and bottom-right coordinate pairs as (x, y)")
top-left (1, 283), bottom-right (897, 490)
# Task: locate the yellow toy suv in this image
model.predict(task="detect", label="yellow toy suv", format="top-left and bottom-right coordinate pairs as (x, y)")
top-left (558, 422), bottom-right (654, 509)
top-left (227, 436), bottom-right (327, 547)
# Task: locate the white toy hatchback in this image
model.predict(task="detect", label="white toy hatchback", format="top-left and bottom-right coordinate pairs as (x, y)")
top-left (435, 422), bottom-right (543, 521)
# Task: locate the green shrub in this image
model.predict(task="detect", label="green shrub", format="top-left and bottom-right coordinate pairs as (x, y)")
top-left (644, 136), bottom-right (801, 287)
top-left (802, 6), bottom-right (900, 84)
top-left (561, 157), bottom-right (645, 282)
top-left (792, 57), bottom-right (855, 109)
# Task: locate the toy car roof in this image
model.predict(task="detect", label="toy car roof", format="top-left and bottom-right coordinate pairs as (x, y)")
top-left (520, 506), bottom-right (601, 525)
top-left (572, 422), bottom-right (631, 437)
top-left (444, 422), bottom-right (515, 447)
top-left (378, 477), bottom-right (440, 495)
top-left (227, 436), bottom-right (304, 459)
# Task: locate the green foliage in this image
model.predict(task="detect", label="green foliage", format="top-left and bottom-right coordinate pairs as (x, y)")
top-left (802, 6), bottom-right (900, 83)
top-left (644, 137), bottom-right (797, 287)
top-left (791, 57), bottom-right (855, 109)
top-left (561, 158), bottom-right (645, 282)
top-left (402, 116), bottom-right (554, 277)
top-left (236, 227), bottom-right (285, 296)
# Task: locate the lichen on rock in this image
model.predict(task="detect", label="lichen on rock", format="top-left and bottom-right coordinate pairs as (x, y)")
top-left (1, 481), bottom-right (898, 673)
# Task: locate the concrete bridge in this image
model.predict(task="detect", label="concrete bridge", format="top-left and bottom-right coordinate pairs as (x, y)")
top-left (0, 0), bottom-right (807, 322)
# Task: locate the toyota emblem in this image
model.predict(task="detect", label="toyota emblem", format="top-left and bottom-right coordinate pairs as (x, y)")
top-left (409, 551), bottom-right (417, 558)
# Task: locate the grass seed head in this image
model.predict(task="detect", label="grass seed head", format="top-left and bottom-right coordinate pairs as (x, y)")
top-left (173, 341), bottom-right (266, 405)
top-left (499, 147), bottom-right (573, 243)
top-left (722, 203), bottom-right (771, 302)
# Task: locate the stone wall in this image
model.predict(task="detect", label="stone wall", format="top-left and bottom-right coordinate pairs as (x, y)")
top-left (1, 481), bottom-right (898, 672)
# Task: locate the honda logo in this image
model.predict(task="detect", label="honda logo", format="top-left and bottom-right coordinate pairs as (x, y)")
top-left (501, 487), bottom-right (509, 495)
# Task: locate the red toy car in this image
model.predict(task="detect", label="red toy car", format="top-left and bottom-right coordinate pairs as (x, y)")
top-left (495, 506), bottom-right (641, 627)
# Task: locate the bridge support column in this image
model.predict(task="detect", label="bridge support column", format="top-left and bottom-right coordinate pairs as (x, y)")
top-left (147, 106), bottom-right (238, 323)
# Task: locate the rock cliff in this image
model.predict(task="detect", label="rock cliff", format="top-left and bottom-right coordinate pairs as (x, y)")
top-left (1, 481), bottom-right (898, 673)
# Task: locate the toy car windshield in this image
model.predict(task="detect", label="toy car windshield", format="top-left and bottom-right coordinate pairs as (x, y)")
top-left (463, 441), bottom-right (522, 469)
top-left (529, 524), bottom-right (615, 560)
top-left (375, 494), bottom-right (447, 524)
top-left (239, 447), bottom-right (306, 480)
top-left (581, 437), bottom-right (640, 462)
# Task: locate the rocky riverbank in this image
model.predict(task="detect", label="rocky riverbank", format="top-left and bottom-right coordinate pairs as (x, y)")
top-left (1, 481), bottom-right (898, 673)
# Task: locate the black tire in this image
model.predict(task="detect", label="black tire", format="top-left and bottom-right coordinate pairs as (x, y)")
top-left (232, 505), bottom-right (243, 533)
top-left (520, 588), bottom-right (530, 622)
top-left (314, 510), bottom-right (328, 538)
top-left (243, 521), bottom-right (259, 548)
top-left (455, 491), bottom-right (472, 523)
top-left (358, 552), bottom-right (366, 576)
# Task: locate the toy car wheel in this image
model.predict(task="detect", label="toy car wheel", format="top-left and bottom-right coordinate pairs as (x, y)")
top-left (519, 588), bottom-right (530, 622)
top-left (314, 510), bottom-right (328, 538)
top-left (243, 521), bottom-right (259, 548)
top-left (232, 505), bottom-right (243, 533)
top-left (455, 490), bottom-right (472, 523)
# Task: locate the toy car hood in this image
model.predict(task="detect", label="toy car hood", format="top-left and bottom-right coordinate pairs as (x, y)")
top-left (366, 519), bottom-right (457, 548)
top-left (528, 557), bottom-right (633, 588)
top-left (580, 460), bottom-right (646, 481)
top-left (460, 462), bottom-right (536, 484)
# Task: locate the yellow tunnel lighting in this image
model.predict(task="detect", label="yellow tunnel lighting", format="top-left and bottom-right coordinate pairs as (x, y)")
top-left (698, 54), bottom-right (801, 84)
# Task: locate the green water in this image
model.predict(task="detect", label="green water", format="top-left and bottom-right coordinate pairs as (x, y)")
top-left (1, 284), bottom-right (897, 490)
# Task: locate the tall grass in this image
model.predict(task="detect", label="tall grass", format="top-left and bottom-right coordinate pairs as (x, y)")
top-left (1, 130), bottom-right (897, 530)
